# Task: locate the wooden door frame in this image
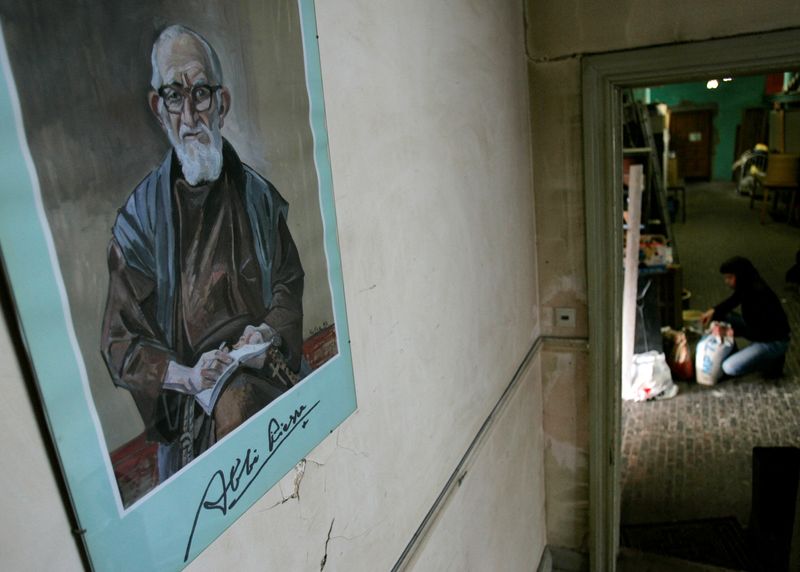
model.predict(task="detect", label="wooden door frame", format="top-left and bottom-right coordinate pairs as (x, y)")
top-left (670, 108), bottom-right (714, 180)
top-left (582, 28), bottom-right (800, 572)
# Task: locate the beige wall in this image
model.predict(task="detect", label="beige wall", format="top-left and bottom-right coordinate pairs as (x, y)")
top-left (407, 356), bottom-right (546, 571)
top-left (542, 344), bottom-right (590, 550)
top-left (0, 308), bottom-right (85, 570)
top-left (0, 0), bottom-right (546, 570)
top-left (528, 47), bottom-right (591, 553)
top-left (527, 0), bottom-right (800, 59)
top-left (527, 0), bottom-right (800, 553)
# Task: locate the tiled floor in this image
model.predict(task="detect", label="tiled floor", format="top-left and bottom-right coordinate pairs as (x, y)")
top-left (620, 182), bottom-right (800, 527)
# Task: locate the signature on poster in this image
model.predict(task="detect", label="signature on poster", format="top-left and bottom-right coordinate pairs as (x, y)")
top-left (184, 400), bottom-right (320, 561)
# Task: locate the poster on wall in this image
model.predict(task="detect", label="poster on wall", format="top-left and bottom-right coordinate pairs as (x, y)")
top-left (0, 0), bottom-right (355, 568)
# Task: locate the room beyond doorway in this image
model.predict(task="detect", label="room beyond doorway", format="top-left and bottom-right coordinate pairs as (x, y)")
top-left (620, 181), bottom-right (800, 530)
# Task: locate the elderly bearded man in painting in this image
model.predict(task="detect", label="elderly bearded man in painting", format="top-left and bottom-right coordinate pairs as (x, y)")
top-left (101, 25), bottom-right (305, 486)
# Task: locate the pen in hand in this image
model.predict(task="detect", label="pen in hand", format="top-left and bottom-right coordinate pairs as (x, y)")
top-left (214, 341), bottom-right (233, 370)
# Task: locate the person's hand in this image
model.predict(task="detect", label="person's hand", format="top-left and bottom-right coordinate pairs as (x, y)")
top-left (701, 308), bottom-right (715, 327)
top-left (234, 323), bottom-right (280, 369)
top-left (234, 323), bottom-right (279, 348)
top-left (163, 348), bottom-right (233, 395)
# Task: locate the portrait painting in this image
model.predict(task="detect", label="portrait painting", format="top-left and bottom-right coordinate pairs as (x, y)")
top-left (0, 0), bottom-right (355, 568)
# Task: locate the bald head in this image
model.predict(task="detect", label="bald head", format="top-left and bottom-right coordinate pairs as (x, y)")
top-left (150, 25), bottom-right (223, 90)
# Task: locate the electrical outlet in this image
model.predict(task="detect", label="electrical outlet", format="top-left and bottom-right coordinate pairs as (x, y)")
top-left (555, 307), bottom-right (576, 328)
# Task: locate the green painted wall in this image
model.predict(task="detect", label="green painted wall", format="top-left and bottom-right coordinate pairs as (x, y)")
top-left (632, 87), bottom-right (650, 103)
top-left (649, 76), bottom-right (767, 181)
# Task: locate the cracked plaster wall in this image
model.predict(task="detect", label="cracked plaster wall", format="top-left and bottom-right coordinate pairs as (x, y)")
top-left (526, 0), bottom-right (800, 553)
top-left (189, 1), bottom-right (543, 568)
top-left (1, 0), bottom-right (546, 570)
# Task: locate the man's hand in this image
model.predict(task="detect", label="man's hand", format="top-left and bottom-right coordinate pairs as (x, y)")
top-left (163, 348), bottom-right (233, 395)
top-left (701, 308), bottom-right (715, 327)
top-left (234, 323), bottom-right (280, 348)
top-left (234, 323), bottom-right (281, 369)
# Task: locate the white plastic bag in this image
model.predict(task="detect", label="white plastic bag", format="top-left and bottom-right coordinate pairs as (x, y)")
top-left (628, 351), bottom-right (678, 402)
top-left (695, 321), bottom-right (735, 386)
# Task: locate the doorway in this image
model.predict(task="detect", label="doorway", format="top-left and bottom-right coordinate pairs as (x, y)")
top-left (582, 28), bottom-right (800, 572)
top-left (619, 174), bottom-right (800, 567)
top-left (669, 109), bottom-right (713, 180)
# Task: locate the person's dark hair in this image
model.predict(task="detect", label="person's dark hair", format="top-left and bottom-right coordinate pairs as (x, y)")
top-left (720, 256), bottom-right (758, 288)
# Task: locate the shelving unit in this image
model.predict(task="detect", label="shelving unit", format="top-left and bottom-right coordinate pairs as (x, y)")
top-left (622, 90), bottom-right (675, 251)
top-left (622, 90), bottom-right (684, 359)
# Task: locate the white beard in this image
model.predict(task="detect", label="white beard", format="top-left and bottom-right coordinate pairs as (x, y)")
top-left (167, 122), bottom-right (224, 186)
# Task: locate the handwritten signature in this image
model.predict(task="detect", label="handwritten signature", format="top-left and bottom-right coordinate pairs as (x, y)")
top-left (184, 400), bottom-right (320, 561)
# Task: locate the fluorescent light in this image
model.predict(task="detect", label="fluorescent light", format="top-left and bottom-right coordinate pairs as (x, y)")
top-left (722, 77), bottom-right (733, 82)
top-left (706, 79), bottom-right (719, 89)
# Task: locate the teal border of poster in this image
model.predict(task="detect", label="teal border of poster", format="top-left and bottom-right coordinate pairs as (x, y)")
top-left (0, 1), bottom-right (355, 569)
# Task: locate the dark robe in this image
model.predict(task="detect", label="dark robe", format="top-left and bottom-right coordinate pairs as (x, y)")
top-left (101, 141), bottom-right (303, 475)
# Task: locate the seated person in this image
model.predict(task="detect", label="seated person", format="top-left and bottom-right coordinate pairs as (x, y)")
top-left (701, 256), bottom-right (790, 378)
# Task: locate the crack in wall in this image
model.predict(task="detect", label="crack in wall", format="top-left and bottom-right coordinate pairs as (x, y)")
top-left (527, 52), bottom-right (582, 64)
top-left (258, 460), bottom-right (307, 512)
top-left (320, 518), bottom-right (335, 571)
top-left (336, 431), bottom-right (369, 458)
top-left (527, 27), bottom-right (800, 66)
top-left (291, 459), bottom-right (306, 502)
top-left (330, 516), bottom-right (388, 543)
